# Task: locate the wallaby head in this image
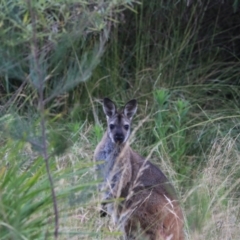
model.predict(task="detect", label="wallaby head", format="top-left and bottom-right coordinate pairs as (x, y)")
top-left (103, 98), bottom-right (137, 144)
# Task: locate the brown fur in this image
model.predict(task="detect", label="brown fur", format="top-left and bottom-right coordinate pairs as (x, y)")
top-left (94, 98), bottom-right (184, 240)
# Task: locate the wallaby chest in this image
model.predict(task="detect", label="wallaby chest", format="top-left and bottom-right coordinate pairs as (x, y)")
top-left (95, 133), bottom-right (124, 180)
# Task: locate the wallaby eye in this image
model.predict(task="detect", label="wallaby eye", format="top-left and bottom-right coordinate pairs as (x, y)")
top-left (109, 124), bottom-right (115, 130)
top-left (124, 125), bottom-right (129, 131)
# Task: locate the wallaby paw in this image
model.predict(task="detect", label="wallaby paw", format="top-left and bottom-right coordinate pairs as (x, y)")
top-left (100, 208), bottom-right (107, 217)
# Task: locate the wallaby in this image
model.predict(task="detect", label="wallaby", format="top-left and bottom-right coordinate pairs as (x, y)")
top-left (94, 98), bottom-right (184, 240)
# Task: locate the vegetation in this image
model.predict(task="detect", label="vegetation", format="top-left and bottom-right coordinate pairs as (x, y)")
top-left (0, 0), bottom-right (240, 239)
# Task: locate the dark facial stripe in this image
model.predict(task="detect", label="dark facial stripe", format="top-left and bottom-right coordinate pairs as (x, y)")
top-left (117, 113), bottom-right (123, 124)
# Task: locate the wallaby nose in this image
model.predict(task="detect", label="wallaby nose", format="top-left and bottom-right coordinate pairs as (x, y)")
top-left (114, 133), bottom-right (124, 143)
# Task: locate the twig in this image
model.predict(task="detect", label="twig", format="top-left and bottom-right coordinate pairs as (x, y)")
top-left (27, 1), bottom-right (59, 238)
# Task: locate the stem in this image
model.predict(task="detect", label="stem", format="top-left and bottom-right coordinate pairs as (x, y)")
top-left (28, 1), bottom-right (59, 238)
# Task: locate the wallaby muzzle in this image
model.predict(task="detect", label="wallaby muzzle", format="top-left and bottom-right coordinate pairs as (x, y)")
top-left (114, 132), bottom-right (124, 143)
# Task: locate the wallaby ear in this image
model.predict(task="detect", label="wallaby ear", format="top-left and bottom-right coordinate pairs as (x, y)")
top-left (103, 98), bottom-right (117, 118)
top-left (124, 99), bottom-right (137, 120)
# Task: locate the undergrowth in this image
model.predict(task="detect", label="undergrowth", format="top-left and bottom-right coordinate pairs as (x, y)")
top-left (1, 0), bottom-right (240, 239)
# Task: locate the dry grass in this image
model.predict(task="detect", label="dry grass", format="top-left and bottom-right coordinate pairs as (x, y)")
top-left (54, 124), bottom-right (240, 240)
top-left (184, 135), bottom-right (240, 240)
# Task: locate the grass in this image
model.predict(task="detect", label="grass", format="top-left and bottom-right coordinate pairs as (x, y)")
top-left (54, 123), bottom-right (240, 240)
top-left (185, 135), bottom-right (240, 239)
top-left (45, 123), bottom-right (240, 239)
top-left (1, 0), bottom-right (240, 239)
top-left (0, 110), bottom-right (240, 239)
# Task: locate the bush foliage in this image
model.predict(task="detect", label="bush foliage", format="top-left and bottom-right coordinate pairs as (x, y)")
top-left (0, 0), bottom-right (240, 239)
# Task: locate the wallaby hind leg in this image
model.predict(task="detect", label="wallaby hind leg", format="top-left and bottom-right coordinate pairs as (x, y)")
top-left (129, 192), bottom-right (184, 240)
top-left (143, 212), bottom-right (184, 240)
top-left (123, 218), bottom-right (138, 240)
top-left (139, 219), bottom-right (164, 240)
top-left (162, 211), bottom-right (184, 240)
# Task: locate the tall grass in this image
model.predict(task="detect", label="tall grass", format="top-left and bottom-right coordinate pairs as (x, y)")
top-left (185, 135), bottom-right (240, 239)
top-left (20, 120), bottom-right (238, 240)
top-left (1, 0), bottom-right (240, 239)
